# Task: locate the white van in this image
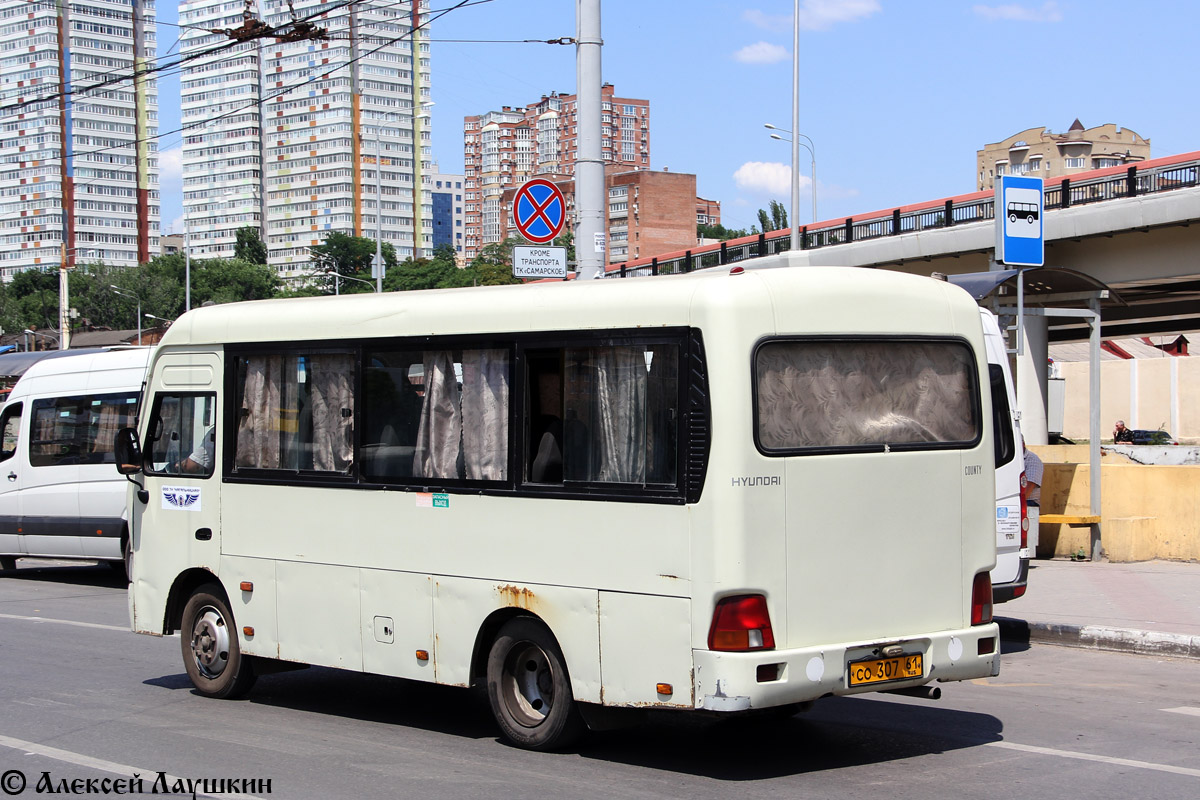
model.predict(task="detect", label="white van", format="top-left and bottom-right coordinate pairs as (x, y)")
top-left (0, 348), bottom-right (151, 577)
top-left (981, 309), bottom-right (1028, 602)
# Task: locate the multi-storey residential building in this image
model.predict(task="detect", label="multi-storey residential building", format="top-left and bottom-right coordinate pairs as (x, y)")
top-left (0, 0), bottom-right (158, 278)
top-left (463, 83), bottom-right (649, 260)
top-left (180, 0), bottom-right (432, 278)
top-left (977, 120), bottom-right (1150, 191)
top-left (500, 168), bottom-right (702, 268)
top-left (428, 165), bottom-right (464, 262)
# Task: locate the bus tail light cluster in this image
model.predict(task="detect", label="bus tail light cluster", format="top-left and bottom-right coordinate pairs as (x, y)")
top-left (971, 573), bottom-right (993, 626)
top-left (1019, 470), bottom-right (1029, 550)
top-left (708, 594), bottom-right (775, 651)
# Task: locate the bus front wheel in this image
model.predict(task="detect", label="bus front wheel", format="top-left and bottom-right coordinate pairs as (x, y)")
top-left (486, 617), bottom-right (584, 750)
top-left (180, 584), bottom-right (256, 699)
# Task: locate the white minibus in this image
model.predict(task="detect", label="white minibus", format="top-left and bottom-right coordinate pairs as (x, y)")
top-left (117, 262), bottom-right (1000, 750)
top-left (0, 347), bottom-right (151, 577)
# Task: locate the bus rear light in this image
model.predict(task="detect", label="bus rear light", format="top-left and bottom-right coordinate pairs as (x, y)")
top-left (708, 594), bottom-right (775, 651)
top-left (978, 637), bottom-right (996, 656)
top-left (1019, 470), bottom-right (1029, 550)
top-left (971, 573), bottom-right (993, 626)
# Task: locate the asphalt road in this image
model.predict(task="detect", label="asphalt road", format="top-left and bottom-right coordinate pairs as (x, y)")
top-left (1, 561), bottom-right (1198, 799)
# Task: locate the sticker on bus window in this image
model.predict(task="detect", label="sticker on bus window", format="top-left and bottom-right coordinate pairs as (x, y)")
top-left (416, 492), bottom-right (449, 509)
top-left (162, 486), bottom-right (202, 512)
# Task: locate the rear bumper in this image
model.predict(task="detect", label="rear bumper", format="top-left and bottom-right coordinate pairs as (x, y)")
top-left (993, 556), bottom-right (1030, 604)
top-left (693, 623), bottom-right (1000, 711)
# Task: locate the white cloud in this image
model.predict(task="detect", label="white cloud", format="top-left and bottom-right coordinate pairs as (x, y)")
top-left (734, 41), bottom-right (790, 64)
top-left (744, 1), bottom-right (881, 32)
top-left (158, 144), bottom-right (183, 185)
top-left (166, 214), bottom-right (185, 236)
top-left (733, 161), bottom-right (810, 196)
top-left (973, 2), bottom-right (1063, 22)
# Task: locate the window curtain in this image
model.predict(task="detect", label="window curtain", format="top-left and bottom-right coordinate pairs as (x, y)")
top-left (92, 398), bottom-right (132, 458)
top-left (309, 355), bottom-right (354, 472)
top-left (756, 341), bottom-right (976, 449)
top-left (236, 355), bottom-right (282, 468)
top-left (413, 351), bottom-right (462, 478)
top-left (594, 346), bottom-right (647, 483)
top-left (461, 349), bottom-right (509, 480)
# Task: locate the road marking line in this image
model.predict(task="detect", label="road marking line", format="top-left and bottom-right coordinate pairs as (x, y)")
top-left (0, 612), bottom-right (127, 633)
top-left (988, 740), bottom-right (1200, 778)
top-left (1163, 707), bottom-right (1200, 717)
top-left (0, 734), bottom-right (262, 799)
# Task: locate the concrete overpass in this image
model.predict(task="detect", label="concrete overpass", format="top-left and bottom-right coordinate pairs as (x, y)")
top-left (613, 151), bottom-right (1200, 340)
top-left (610, 152), bottom-right (1200, 449)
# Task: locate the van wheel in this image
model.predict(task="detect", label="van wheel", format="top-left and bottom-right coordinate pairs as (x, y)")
top-left (181, 584), bottom-right (256, 699)
top-left (0, 556), bottom-right (16, 572)
top-left (486, 617), bottom-right (584, 750)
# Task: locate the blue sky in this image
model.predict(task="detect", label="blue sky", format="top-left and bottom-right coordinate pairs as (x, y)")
top-left (156, 0), bottom-right (1200, 236)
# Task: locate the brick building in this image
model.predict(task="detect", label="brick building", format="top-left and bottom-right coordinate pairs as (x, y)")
top-left (464, 84), bottom-right (651, 260)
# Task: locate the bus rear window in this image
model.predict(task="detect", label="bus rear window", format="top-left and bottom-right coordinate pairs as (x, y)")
top-left (754, 339), bottom-right (979, 453)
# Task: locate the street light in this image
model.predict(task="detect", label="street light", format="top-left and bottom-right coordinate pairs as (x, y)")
top-left (23, 328), bottom-right (59, 351)
top-left (109, 285), bottom-right (141, 346)
top-left (331, 271), bottom-right (376, 295)
top-left (144, 312), bottom-right (172, 330)
top-left (764, 124), bottom-right (817, 229)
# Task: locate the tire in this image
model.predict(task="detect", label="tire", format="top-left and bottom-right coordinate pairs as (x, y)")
top-left (180, 584), bottom-right (257, 699)
top-left (0, 556), bottom-right (16, 572)
top-left (486, 617), bottom-right (584, 751)
top-left (121, 537), bottom-right (132, 582)
top-left (1008, 213), bottom-right (1017, 223)
top-left (1027, 215), bottom-right (1035, 224)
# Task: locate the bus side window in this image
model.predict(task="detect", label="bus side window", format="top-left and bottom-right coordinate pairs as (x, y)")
top-left (0, 402), bottom-right (22, 463)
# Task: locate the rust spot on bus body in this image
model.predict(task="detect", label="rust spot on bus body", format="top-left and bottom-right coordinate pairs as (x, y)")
top-left (497, 584), bottom-right (536, 610)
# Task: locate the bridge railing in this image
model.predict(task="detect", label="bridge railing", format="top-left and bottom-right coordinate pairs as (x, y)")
top-left (607, 152), bottom-right (1200, 279)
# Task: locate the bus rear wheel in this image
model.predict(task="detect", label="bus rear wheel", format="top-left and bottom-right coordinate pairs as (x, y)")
top-left (486, 617), bottom-right (584, 750)
top-left (180, 584), bottom-right (256, 699)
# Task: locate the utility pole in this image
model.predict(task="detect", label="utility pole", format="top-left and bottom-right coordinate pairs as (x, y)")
top-left (574, 0), bottom-right (604, 279)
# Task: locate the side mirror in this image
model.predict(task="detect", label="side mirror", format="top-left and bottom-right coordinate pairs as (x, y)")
top-left (115, 427), bottom-right (143, 475)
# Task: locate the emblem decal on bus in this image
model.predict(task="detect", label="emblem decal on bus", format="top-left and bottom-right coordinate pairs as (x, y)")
top-left (161, 486), bottom-right (202, 512)
top-left (416, 492), bottom-right (450, 509)
top-left (964, 465), bottom-right (983, 476)
top-left (731, 476), bottom-right (782, 487)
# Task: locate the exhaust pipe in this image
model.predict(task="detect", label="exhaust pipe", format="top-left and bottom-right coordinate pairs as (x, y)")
top-left (883, 685), bottom-right (941, 700)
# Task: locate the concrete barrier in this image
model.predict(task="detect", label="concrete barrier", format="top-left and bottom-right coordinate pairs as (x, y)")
top-left (1031, 445), bottom-right (1200, 562)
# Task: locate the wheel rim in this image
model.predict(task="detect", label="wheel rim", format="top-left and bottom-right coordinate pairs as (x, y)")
top-left (500, 642), bottom-right (555, 728)
top-left (189, 605), bottom-right (230, 680)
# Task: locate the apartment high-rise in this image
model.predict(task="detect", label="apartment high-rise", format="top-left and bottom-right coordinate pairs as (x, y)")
top-left (0, 1), bottom-right (158, 278)
top-left (180, 1), bottom-right (432, 278)
top-left (463, 83), bottom-right (649, 260)
top-left (977, 120), bottom-right (1150, 191)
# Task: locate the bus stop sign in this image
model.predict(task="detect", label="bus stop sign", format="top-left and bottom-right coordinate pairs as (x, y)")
top-left (995, 175), bottom-right (1044, 267)
top-left (513, 179), bottom-right (566, 244)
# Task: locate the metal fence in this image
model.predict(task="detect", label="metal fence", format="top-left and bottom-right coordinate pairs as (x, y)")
top-left (610, 157), bottom-right (1200, 279)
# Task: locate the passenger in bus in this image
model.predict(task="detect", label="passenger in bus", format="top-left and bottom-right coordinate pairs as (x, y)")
top-left (178, 427), bottom-right (215, 474)
top-left (530, 368), bottom-right (563, 483)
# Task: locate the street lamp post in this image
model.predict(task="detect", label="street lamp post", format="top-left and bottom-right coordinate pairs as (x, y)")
top-left (110, 285), bottom-right (141, 346)
top-left (144, 313), bottom-right (172, 332)
top-left (764, 124), bottom-right (817, 228)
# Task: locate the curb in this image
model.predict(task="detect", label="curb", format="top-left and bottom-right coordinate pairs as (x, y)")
top-left (997, 617), bottom-right (1200, 660)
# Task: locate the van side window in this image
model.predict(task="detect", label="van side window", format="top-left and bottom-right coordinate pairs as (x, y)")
top-left (0, 402), bottom-right (21, 463)
top-left (526, 343), bottom-right (680, 487)
top-left (233, 353), bottom-right (355, 474)
top-left (147, 394), bottom-right (217, 478)
top-left (27, 392), bottom-right (139, 467)
top-left (362, 347), bottom-right (510, 482)
top-left (989, 364), bottom-right (1017, 468)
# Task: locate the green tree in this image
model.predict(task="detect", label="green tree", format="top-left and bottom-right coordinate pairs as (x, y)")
top-left (697, 223), bottom-right (751, 241)
top-left (309, 232), bottom-right (398, 293)
top-left (233, 226), bottom-right (268, 265)
top-left (193, 259), bottom-right (280, 305)
top-left (755, 201), bottom-right (789, 233)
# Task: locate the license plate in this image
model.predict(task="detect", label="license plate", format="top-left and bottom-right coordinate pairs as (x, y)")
top-left (847, 653), bottom-right (923, 687)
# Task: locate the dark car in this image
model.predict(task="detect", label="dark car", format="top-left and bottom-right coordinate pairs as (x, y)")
top-left (1129, 429), bottom-right (1178, 445)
